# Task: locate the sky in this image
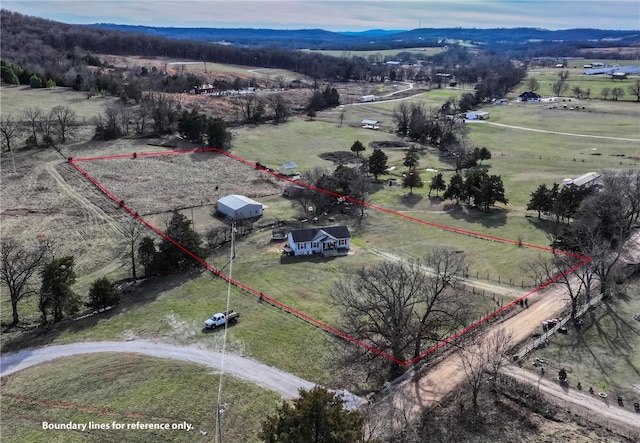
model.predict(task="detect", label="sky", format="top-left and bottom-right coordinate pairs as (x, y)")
top-left (3, 0), bottom-right (640, 31)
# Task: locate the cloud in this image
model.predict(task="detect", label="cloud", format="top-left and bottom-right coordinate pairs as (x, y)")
top-left (3, 0), bottom-right (639, 30)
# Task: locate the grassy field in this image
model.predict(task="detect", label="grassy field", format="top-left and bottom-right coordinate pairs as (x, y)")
top-left (521, 68), bottom-right (640, 101)
top-left (0, 85), bottom-right (118, 119)
top-left (2, 69), bottom-right (639, 439)
top-left (0, 353), bottom-right (280, 443)
top-left (531, 275), bottom-right (640, 402)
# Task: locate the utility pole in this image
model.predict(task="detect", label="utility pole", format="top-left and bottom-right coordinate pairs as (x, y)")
top-left (216, 403), bottom-right (224, 443)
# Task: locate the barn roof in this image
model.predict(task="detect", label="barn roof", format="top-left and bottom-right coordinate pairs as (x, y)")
top-left (361, 119), bottom-right (379, 125)
top-left (218, 194), bottom-right (262, 210)
top-left (289, 226), bottom-right (350, 243)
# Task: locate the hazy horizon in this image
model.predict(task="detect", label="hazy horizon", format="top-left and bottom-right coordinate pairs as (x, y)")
top-left (3, 1), bottom-right (639, 32)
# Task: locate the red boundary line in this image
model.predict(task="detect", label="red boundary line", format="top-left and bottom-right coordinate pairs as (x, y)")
top-left (69, 147), bottom-right (590, 367)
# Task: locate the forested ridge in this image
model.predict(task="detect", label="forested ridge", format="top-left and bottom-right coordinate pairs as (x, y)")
top-left (0, 9), bottom-right (363, 83)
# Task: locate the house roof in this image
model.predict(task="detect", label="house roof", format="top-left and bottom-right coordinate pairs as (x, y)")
top-left (289, 226), bottom-right (350, 243)
top-left (218, 194), bottom-right (262, 210)
top-left (572, 172), bottom-right (601, 187)
top-left (280, 162), bottom-right (297, 170)
top-left (519, 91), bottom-right (541, 99)
top-left (361, 119), bottom-right (379, 125)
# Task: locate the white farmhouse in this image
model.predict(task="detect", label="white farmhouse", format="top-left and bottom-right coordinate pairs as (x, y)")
top-left (217, 195), bottom-right (263, 221)
top-left (284, 226), bottom-right (350, 257)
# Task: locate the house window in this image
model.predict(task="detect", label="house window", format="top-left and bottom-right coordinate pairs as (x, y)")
top-left (297, 243), bottom-right (305, 249)
top-left (312, 242), bottom-right (318, 248)
top-left (339, 239), bottom-right (347, 246)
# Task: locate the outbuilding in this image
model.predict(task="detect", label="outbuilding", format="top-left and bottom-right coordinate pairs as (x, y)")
top-left (465, 111), bottom-right (489, 120)
top-left (217, 195), bottom-right (263, 221)
top-left (361, 119), bottom-right (380, 129)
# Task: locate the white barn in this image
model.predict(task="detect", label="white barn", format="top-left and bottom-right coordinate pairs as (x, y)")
top-left (217, 195), bottom-right (263, 220)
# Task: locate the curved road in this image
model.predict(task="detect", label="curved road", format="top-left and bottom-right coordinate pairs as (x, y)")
top-left (0, 340), bottom-right (365, 409)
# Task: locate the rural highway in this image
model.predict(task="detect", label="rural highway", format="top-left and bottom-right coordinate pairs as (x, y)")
top-left (0, 340), bottom-right (365, 410)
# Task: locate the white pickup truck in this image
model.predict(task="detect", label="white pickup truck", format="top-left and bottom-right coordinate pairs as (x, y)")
top-left (204, 310), bottom-right (240, 329)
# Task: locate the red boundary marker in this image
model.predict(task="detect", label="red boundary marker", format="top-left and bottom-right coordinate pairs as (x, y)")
top-left (69, 147), bottom-right (590, 367)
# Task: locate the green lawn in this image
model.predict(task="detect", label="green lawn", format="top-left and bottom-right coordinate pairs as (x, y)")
top-left (521, 67), bottom-right (640, 101)
top-left (0, 353), bottom-right (280, 443)
top-left (531, 276), bottom-right (640, 401)
top-left (0, 85), bottom-right (118, 119)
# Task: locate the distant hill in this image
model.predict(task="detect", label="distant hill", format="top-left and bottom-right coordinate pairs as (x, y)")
top-left (91, 24), bottom-right (639, 51)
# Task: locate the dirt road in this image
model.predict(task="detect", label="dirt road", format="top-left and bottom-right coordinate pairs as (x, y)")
top-left (389, 231), bottom-right (640, 429)
top-left (0, 340), bottom-right (365, 409)
top-left (502, 365), bottom-right (640, 428)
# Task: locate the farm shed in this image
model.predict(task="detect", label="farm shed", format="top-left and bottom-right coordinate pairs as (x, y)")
top-left (465, 111), bottom-right (489, 120)
top-left (284, 226), bottom-right (350, 256)
top-left (278, 162), bottom-right (297, 176)
top-left (361, 119), bottom-right (380, 129)
top-left (562, 172), bottom-right (601, 188)
top-left (217, 195), bottom-right (263, 220)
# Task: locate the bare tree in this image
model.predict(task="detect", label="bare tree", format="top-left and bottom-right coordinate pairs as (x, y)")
top-left (393, 102), bottom-right (411, 136)
top-left (411, 247), bottom-right (469, 358)
top-left (0, 114), bottom-right (22, 154)
top-left (265, 93), bottom-right (290, 124)
top-left (36, 113), bottom-right (56, 147)
top-left (551, 80), bottom-right (569, 97)
top-left (22, 107), bottom-right (44, 145)
top-left (331, 249), bottom-right (470, 378)
top-left (1, 238), bottom-right (50, 324)
top-left (121, 218), bottom-right (142, 281)
top-left (233, 94), bottom-right (264, 124)
top-left (50, 105), bottom-right (76, 143)
top-left (456, 328), bottom-right (513, 416)
top-left (524, 77), bottom-right (540, 92)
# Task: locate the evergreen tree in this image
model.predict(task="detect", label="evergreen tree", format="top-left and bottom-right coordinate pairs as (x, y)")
top-left (403, 167), bottom-right (424, 194)
top-left (403, 146), bottom-right (420, 168)
top-left (259, 386), bottom-right (366, 443)
top-left (350, 140), bottom-right (365, 156)
top-left (443, 173), bottom-right (465, 204)
top-left (206, 117), bottom-right (231, 150)
top-left (159, 210), bottom-right (204, 272)
top-left (138, 236), bottom-right (159, 277)
top-left (368, 149), bottom-right (388, 181)
top-left (429, 173), bottom-right (446, 197)
top-left (39, 256), bottom-right (79, 323)
top-left (527, 183), bottom-right (552, 218)
top-left (87, 277), bottom-right (119, 310)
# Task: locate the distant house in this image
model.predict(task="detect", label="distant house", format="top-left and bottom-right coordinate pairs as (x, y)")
top-left (361, 119), bottom-right (380, 129)
top-left (283, 226), bottom-right (350, 256)
top-left (518, 91), bottom-right (542, 102)
top-left (465, 111), bottom-right (489, 120)
top-left (217, 195), bottom-right (263, 221)
top-left (611, 72), bottom-right (628, 80)
top-left (360, 95), bottom-right (378, 103)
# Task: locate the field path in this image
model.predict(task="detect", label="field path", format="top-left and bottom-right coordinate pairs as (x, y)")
top-left (45, 160), bottom-right (123, 236)
top-left (0, 340), bottom-right (364, 408)
top-left (481, 121), bottom-right (640, 142)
